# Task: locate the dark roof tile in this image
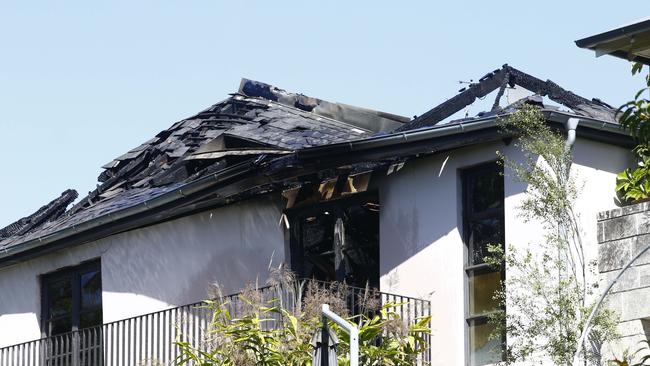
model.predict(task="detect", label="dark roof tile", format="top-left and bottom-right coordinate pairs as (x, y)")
top-left (0, 82), bottom-right (386, 250)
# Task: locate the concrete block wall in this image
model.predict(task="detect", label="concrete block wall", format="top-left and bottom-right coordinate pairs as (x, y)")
top-left (598, 201), bottom-right (650, 354)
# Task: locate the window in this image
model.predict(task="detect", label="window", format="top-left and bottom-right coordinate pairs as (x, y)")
top-left (41, 260), bottom-right (103, 336)
top-left (462, 162), bottom-right (505, 366)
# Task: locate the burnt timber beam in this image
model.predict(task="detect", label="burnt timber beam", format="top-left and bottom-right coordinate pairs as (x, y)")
top-left (399, 64), bottom-right (614, 131)
top-left (397, 67), bottom-right (509, 131)
top-left (504, 66), bottom-right (593, 111)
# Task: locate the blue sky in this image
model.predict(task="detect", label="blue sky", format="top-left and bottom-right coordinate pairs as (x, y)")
top-left (0, 1), bottom-right (644, 226)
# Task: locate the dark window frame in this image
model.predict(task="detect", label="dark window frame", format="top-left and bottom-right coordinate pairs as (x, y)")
top-left (461, 162), bottom-right (505, 366)
top-left (40, 259), bottom-right (102, 337)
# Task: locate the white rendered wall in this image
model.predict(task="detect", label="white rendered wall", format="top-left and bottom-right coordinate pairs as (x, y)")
top-left (0, 195), bottom-right (285, 348)
top-left (378, 137), bottom-right (632, 365)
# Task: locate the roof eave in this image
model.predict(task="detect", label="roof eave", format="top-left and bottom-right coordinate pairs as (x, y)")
top-left (0, 159), bottom-right (267, 269)
top-left (575, 18), bottom-right (650, 49)
top-left (0, 111), bottom-right (632, 268)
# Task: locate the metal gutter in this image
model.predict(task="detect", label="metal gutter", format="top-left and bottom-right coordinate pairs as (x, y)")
top-left (297, 115), bottom-right (505, 159)
top-left (0, 159), bottom-right (265, 264)
top-left (0, 110), bottom-right (633, 266)
top-left (297, 110), bottom-right (632, 160)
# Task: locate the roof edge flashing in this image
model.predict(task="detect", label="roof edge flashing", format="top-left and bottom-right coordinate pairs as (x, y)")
top-left (575, 18), bottom-right (650, 48)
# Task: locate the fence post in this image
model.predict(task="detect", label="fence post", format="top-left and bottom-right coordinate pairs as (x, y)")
top-left (321, 313), bottom-right (329, 366)
top-left (72, 331), bottom-right (80, 366)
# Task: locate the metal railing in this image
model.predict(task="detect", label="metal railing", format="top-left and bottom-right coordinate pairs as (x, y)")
top-left (0, 281), bottom-right (430, 365)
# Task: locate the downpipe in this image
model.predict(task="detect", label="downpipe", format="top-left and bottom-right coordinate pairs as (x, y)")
top-left (565, 117), bottom-right (578, 151)
top-left (569, 113), bottom-right (644, 366)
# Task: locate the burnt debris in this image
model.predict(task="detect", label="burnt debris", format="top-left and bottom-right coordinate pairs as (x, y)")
top-left (398, 64), bottom-right (617, 131)
top-left (0, 79), bottom-right (405, 250)
top-left (0, 190), bottom-right (78, 239)
top-left (0, 68), bottom-right (621, 253)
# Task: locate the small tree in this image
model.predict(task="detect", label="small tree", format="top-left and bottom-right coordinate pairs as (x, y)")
top-left (487, 106), bottom-right (618, 365)
top-left (618, 62), bottom-right (650, 143)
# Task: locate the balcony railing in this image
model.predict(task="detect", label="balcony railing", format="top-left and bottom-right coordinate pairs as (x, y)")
top-left (0, 282), bottom-right (431, 366)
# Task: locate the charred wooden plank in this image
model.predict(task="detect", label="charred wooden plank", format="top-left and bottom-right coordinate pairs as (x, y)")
top-left (398, 67), bottom-right (509, 131)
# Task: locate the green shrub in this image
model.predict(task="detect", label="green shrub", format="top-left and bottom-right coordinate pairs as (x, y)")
top-left (174, 280), bottom-right (431, 366)
top-left (616, 145), bottom-right (650, 203)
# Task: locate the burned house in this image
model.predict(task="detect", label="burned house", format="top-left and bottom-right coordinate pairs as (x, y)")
top-left (0, 65), bottom-right (635, 365)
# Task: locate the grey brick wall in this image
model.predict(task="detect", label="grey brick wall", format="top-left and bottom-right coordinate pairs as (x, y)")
top-left (598, 201), bottom-right (650, 351)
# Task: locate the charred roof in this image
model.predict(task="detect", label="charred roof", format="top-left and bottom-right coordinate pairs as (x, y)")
top-left (399, 64), bottom-right (617, 131)
top-left (0, 67), bottom-right (627, 260)
top-left (0, 79), bottom-right (406, 251)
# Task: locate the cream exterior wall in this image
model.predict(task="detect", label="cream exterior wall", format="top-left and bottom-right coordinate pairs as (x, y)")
top-left (0, 136), bottom-right (634, 364)
top-left (378, 137), bottom-right (632, 365)
top-left (0, 195), bottom-right (285, 348)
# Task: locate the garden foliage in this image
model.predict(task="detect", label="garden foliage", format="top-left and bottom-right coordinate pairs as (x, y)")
top-left (174, 273), bottom-right (431, 366)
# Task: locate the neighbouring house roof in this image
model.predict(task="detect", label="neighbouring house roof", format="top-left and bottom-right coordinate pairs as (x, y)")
top-left (575, 17), bottom-right (650, 65)
top-left (0, 66), bottom-right (633, 267)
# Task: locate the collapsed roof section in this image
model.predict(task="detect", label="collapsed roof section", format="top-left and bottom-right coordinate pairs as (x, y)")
top-left (0, 190), bottom-right (78, 240)
top-left (0, 66), bottom-right (631, 264)
top-left (398, 64), bottom-right (617, 131)
top-left (0, 79), bottom-right (407, 251)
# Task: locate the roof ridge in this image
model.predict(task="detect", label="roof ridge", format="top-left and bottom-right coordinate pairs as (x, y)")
top-left (397, 64), bottom-right (616, 131)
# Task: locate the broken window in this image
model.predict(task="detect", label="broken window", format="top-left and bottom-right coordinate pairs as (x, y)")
top-left (287, 193), bottom-right (379, 289)
top-left (462, 162), bottom-right (505, 366)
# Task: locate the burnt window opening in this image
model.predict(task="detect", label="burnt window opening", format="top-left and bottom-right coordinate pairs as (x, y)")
top-left (287, 193), bottom-right (379, 289)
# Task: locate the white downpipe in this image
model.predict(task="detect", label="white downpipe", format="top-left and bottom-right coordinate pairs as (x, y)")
top-left (322, 304), bottom-right (359, 366)
top-left (565, 117), bottom-right (579, 151)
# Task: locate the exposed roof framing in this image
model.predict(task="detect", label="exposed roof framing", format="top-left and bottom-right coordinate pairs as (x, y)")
top-left (0, 190), bottom-right (78, 239)
top-left (398, 64), bottom-right (616, 131)
top-left (0, 67), bottom-right (630, 265)
top-left (0, 80), bottom-right (407, 252)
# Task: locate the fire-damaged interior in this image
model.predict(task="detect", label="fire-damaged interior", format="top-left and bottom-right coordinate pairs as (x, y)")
top-left (286, 193), bottom-right (380, 289)
top-left (281, 167), bottom-right (380, 289)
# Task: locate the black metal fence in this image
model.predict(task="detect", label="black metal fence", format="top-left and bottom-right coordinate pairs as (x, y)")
top-left (0, 282), bottom-right (430, 366)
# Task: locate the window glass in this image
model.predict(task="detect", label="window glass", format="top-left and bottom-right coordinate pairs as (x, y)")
top-left (468, 168), bottom-right (504, 214)
top-left (468, 270), bottom-right (501, 316)
top-left (81, 270), bottom-right (102, 309)
top-left (463, 163), bottom-right (505, 365)
top-left (47, 279), bottom-right (72, 318)
top-left (49, 317), bottom-right (72, 336)
top-left (80, 310), bottom-right (102, 329)
top-left (43, 262), bottom-right (102, 336)
top-left (467, 218), bottom-right (504, 265)
top-left (469, 319), bottom-right (502, 366)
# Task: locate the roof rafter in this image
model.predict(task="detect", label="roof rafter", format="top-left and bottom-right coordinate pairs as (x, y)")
top-left (398, 64), bottom-right (616, 131)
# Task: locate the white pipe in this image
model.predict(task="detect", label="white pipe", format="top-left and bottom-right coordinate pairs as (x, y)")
top-left (566, 117), bottom-right (579, 151)
top-left (572, 242), bottom-right (650, 366)
top-left (322, 304), bottom-right (359, 366)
